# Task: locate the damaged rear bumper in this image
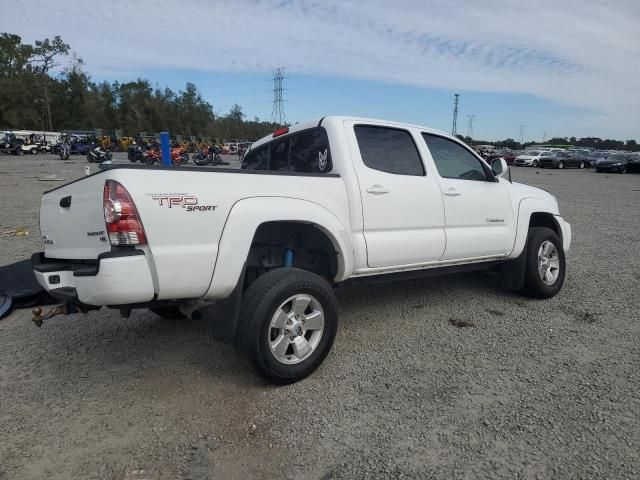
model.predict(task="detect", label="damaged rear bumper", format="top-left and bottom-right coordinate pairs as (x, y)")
top-left (32, 249), bottom-right (155, 306)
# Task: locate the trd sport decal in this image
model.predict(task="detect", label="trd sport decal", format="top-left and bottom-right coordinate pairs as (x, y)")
top-left (149, 194), bottom-right (217, 212)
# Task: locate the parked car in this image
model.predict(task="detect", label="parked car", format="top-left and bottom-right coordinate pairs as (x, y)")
top-left (595, 154), bottom-right (630, 173)
top-left (514, 150), bottom-right (547, 167)
top-left (627, 154), bottom-right (640, 173)
top-left (487, 150), bottom-right (516, 165)
top-left (33, 116), bottom-right (571, 384)
top-left (539, 151), bottom-right (588, 169)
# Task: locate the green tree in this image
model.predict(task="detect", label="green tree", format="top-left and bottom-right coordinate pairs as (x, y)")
top-left (29, 36), bottom-right (70, 130)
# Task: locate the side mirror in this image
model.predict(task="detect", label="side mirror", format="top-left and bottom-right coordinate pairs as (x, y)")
top-left (491, 157), bottom-right (508, 178)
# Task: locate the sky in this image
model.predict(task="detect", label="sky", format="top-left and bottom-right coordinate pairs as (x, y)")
top-left (1, 0), bottom-right (639, 141)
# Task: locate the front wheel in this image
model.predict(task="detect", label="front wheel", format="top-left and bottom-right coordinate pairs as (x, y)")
top-left (579, 161), bottom-right (585, 169)
top-left (235, 268), bottom-right (338, 384)
top-left (521, 227), bottom-right (566, 299)
top-left (557, 161), bottom-right (564, 169)
top-left (86, 154), bottom-right (94, 163)
top-left (31, 148), bottom-right (38, 155)
top-left (532, 160), bottom-right (539, 167)
top-left (619, 165), bottom-right (627, 174)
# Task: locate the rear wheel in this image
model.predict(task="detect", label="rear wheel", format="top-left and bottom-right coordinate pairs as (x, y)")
top-left (557, 160), bottom-right (564, 169)
top-left (235, 268), bottom-right (338, 384)
top-left (16, 148), bottom-right (24, 156)
top-left (619, 165), bottom-right (627, 174)
top-left (532, 160), bottom-right (539, 167)
top-left (521, 227), bottom-right (565, 299)
top-left (31, 148), bottom-right (38, 155)
top-left (579, 161), bottom-right (585, 169)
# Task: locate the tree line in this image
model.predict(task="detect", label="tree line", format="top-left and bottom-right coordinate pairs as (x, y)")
top-left (0, 33), bottom-right (279, 141)
top-left (455, 134), bottom-right (638, 152)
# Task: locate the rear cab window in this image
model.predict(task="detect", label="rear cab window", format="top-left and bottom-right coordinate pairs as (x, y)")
top-left (242, 127), bottom-right (332, 173)
top-left (354, 125), bottom-right (424, 176)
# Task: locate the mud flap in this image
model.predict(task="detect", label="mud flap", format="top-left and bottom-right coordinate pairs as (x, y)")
top-left (201, 265), bottom-right (245, 343)
top-left (500, 243), bottom-right (527, 292)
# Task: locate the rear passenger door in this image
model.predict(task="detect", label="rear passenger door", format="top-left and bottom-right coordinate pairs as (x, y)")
top-left (346, 122), bottom-right (446, 268)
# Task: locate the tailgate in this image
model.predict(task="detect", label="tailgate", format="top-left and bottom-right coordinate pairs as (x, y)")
top-left (40, 174), bottom-right (111, 260)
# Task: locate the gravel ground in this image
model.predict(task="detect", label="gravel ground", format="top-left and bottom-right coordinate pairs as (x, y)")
top-left (0, 153), bottom-right (639, 479)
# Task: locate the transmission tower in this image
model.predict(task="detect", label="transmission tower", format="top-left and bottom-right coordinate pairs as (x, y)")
top-left (519, 125), bottom-right (525, 145)
top-left (466, 114), bottom-right (476, 138)
top-left (271, 67), bottom-right (287, 125)
top-left (451, 93), bottom-right (460, 136)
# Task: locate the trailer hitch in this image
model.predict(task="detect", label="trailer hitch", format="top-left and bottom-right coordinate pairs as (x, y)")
top-left (32, 304), bottom-right (68, 327)
top-left (31, 302), bottom-right (99, 327)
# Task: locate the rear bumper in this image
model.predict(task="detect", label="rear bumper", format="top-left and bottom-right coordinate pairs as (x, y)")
top-left (32, 250), bottom-right (155, 306)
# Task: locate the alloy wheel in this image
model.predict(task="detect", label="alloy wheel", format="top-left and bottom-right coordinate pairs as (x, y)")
top-left (268, 294), bottom-right (325, 365)
top-left (537, 241), bottom-right (560, 286)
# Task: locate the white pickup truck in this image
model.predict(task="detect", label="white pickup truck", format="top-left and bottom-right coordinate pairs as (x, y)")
top-left (33, 116), bottom-right (571, 383)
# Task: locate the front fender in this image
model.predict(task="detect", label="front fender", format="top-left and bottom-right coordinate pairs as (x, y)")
top-left (509, 197), bottom-right (562, 259)
top-left (203, 197), bottom-right (354, 299)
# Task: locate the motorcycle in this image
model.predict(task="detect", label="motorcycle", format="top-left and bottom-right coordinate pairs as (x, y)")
top-left (170, 146), bottom-right (189, 165)
top-left (142, 147), bottom-right (161, 165)
top-left (86, 146), bottom-right (112, 163)
top-left (192, 146), bottom-right (229, 166)
top-left (127, 144), bottom-right (145, 163)
top-left (59, 142), bottom-right (71, 160)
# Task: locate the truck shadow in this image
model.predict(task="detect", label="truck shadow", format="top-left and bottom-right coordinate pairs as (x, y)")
top-left (21, 269), bottom-right (515, 387)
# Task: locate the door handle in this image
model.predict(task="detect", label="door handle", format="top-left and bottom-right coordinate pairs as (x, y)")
top-left (366, 185), bottom-right (389, 195)
top-left (443, 188), bottom-right (461, 197)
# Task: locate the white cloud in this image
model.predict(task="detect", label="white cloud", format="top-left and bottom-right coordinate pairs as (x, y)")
top-left (2, 0), bottom-right (639, 136)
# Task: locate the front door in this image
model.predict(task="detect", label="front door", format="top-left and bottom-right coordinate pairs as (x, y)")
top-left (421, 133), bottom-right (514, 261)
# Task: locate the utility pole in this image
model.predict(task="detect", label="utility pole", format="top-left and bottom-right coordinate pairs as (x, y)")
top-left (466, 114), bottom-right (475, 139)
top-left (271, 67), bottom-right (287, 125)
top-left (542, 131), bottom-right (547, 143)
top-left (519, 125), bottom-right (525, 146)
top-left (451, 93), bottom-right (460, 136)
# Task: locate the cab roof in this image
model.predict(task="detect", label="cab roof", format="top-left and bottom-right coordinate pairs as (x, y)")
top-left (248, 116), bottom-right (452, 151)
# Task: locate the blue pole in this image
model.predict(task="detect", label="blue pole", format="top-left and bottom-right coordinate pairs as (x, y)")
top-left (160, 132), bottom-right (171, 166)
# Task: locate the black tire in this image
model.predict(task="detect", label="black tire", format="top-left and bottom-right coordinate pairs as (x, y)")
top-left (521, 227), bottom-right (566, 299)
top-left (181, 153), bottom-right (189, 163)
top-left (532, 160), bottom-right (539, 167)
top-left (619, 165), bottom-right (626, 174)
top-left (557, 161), bottom-right (564, 169)
top-left (235, 268), bottom-right (338, 384)
top-left (579, 161), bottom-right (585, 169)
top-left (16, 148), bottom-right (23, 156)
top-left (194, 157), bottom-right (208, 166)
top-left (31, 148), bottom-right (38, 155)
top-left (149, 305), bottom-right (186, 320)
top-left (86, 154), bottom-right (94, 163)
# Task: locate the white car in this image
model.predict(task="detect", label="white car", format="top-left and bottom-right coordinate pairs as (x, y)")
top-left (33, 116), bottom-right (571, 383)
top-left (514, 150), bottom-right (548, 167)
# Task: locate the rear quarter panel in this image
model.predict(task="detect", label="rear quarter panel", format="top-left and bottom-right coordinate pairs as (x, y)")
top-left (106, 168), bottom-right (350, 300)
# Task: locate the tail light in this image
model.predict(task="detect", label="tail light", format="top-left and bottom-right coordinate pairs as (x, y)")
top-left (103, 180), bottom-right (147, 245)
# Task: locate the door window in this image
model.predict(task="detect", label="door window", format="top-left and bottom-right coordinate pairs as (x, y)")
top-left (354, 125), bottom-right (424, 176)
top-left (422, 134), bottom-right (488, 181)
